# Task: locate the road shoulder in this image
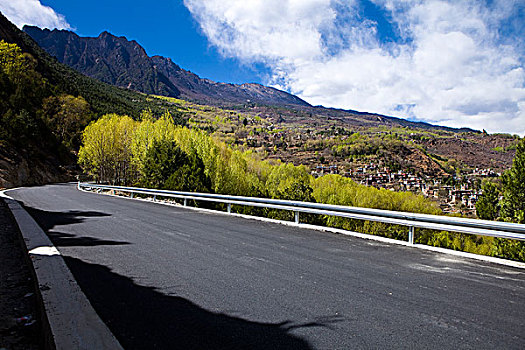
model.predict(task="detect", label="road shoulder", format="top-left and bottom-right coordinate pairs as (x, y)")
top-left (1, 191), bottom-right (123, 350)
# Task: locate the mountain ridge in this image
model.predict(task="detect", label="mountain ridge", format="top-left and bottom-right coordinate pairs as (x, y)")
top-left (24, 25), bottom-right (480, 134)
top-left (24, 26), bottom-right (311, 108)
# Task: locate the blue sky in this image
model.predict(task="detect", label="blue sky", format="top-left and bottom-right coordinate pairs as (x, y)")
top-left (39, 0), bottom-right (269, 84)
top-left (2, 0), bottom-right (268, 84)
top-left (2, 0), bottom-right (524, 135)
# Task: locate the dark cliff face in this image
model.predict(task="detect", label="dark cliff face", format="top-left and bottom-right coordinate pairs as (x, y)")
top-left (24, 26), bottom-right (181, 98)
top-left (24, 26), bottom-right (311, 108)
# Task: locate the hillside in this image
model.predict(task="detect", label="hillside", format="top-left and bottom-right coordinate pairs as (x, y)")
top-left (0, 12), bottom-right (188, 187)
top-left (25, 25), bottom-right (486, 136)
top-left (1, 15), bottom-right (188, 119)
top-left (24, 26), bottom-right (310, 108)
top-left (151, 97), bottom-right (518, 177)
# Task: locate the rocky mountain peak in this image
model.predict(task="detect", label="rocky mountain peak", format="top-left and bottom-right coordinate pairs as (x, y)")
top-left (24, 26), bottom-right (310, 108)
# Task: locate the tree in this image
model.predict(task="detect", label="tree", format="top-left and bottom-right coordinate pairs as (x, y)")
top-left (165, 153), bottom-right (211, 193)
top-left (41, 94), bottom-right (91, 149)
top-left (476, 182), bottom-right (500, 220)
top-left (0, 41), bottom-right (46, 110)
top-left (492, 137), bottom-right (525, 261)
top-left (501, 138), bottom-right (525, 223)
top-left (0, 41), bottom-right (49, 144)
top-left (78, 114), bottom-right (136, 184)
top-left (131, 111), bottom-right (177, 175)
top-left (141, 140), bottom-right (188, 189)
top-left (140, 139), bottom-right (211, 192)
top-left (266, 163), bottom-right (311, 199)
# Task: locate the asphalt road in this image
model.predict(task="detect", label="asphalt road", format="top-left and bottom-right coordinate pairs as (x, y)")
top-left (8, 183), bottom-right (525, 349)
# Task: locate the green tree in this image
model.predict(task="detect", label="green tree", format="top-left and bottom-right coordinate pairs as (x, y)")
top-left (131, 111), bottom-right (177, 175)
top-left (140, 138), bottom-right (211, 192)
top-left (165, 153), bottom-right (211, 193)
top-left (41, 94), bottom-right (91, 149)
top-left (0, 41), bottom-right (49, 144)
top-left (501, 138), bottom-right (525, 223)
top-left (0, 41), bottom-right (46, 111)
top-left (492, 137), bottom-right (525, 261)
top-left (476, 182), bottom-right (501, 220)
top-left (141, 140), bottom-right (188, 189)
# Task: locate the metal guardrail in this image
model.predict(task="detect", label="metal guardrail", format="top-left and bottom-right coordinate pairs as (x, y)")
top-left (78, 182), bottom-right (525, 243)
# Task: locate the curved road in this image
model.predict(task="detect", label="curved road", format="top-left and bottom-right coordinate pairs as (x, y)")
top-left (8, 183), bottom-right (525, 349)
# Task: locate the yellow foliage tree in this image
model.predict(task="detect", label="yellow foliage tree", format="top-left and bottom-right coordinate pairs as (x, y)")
top-left (78, 114), bottom-right (136, 184)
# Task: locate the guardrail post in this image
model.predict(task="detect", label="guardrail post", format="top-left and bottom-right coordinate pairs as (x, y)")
top-left (408, 226), bottom-right (415, 245)
top-left (131, 192), bottom-right (134, 199)
top-left (153, 195), bottom-right (156, 201)
top-left (227, 203), bottom-right (232, 214)
top-left (184, 198), bottom-right (187, 207)
top-left (294, 211), bottom-right (299, 224)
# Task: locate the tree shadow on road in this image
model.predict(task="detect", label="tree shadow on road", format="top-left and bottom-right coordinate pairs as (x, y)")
top-left (46, 230), bottom-right (131, 247)
top-left (23, 206), bottom-right (129, 247)
top-left (23, 206), bottom-right (111, 231)
top-left (63, 256), bottom-right (342, 349)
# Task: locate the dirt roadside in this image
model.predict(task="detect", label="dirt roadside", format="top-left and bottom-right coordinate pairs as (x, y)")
top-left (0, 198), bottom-right (43, 349)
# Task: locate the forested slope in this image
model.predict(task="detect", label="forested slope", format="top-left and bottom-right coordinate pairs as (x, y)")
top-left (0, 12), bottom-right (186, 187)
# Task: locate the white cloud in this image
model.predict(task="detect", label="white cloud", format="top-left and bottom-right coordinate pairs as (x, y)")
top-left (185, 0), bottom-right (335, 63)
top-left (0, 0), bottom-right (71, 30)
top-left (184, 0), bottom-right (525, 135)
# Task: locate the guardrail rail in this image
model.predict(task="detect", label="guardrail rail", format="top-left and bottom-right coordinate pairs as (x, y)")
top-left (78, 182), bottom-right (525, 244)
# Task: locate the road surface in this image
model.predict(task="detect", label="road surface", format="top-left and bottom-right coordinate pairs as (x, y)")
top-left (8, 183), bottom-right (525, 349)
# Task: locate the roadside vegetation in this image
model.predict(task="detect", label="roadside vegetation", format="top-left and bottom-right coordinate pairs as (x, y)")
top-left (78, 113), bottom-right (525, 262)
top-left (475, 137), bottom-right (525, 260)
